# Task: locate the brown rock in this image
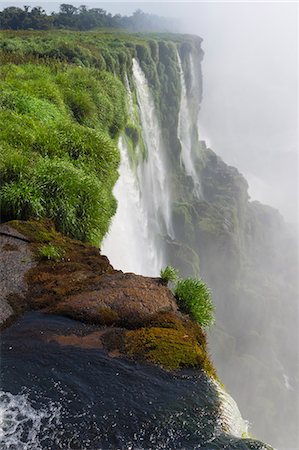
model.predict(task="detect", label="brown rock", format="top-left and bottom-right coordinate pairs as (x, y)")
top-left (47, 272), bottom-right (177, 327)
top-left (48, 331), bottom-right (105, 349)
top-left (0, 220), bottom-right (177, 330)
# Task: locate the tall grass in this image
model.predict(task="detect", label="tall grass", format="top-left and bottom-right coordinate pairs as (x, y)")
top-left (0, 60), bottom-right (125, 244)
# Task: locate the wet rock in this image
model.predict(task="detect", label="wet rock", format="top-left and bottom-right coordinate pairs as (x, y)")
top-left (0, 224), bottom-right (36, 328)
top-left (47, 272), bottom-right (177, 326)
top-left (1, 220), bottom-right (177, 329)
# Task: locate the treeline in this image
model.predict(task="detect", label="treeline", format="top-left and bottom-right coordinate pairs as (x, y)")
top-left (0, 4), bottom-right (178, 32)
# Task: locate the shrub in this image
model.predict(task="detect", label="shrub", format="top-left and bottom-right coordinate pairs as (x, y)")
top-left (174, 278), bottom-right (215, 327)
top-left (160, 265), bottom-right (178, 283)
top-left (37, 243), bottom-right (65, 261)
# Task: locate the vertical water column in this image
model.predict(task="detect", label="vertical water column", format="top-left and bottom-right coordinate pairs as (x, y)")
top-left (132, 59), bottom-right (174, 240)
top-left (101, 135), bottom-right (162, 276)
top-left (102, 60), bottom-right (174, 276)
top-left (177, 50), bottom-right (202, 197)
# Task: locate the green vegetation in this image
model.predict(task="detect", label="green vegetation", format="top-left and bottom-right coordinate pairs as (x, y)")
top-left (0, 28), bottom-right (201, 245)
top-left (174, 278), bottom-right (215, 327)
top-left (160, 265), bottom-right (178, 283)
top-left (0, 59), bottom-right (126, 244)
top-left (37, 243), bottom-right (65, 261)
top-left (125, 312), bottom-right (218, 377)
top-left (0, 5), bottom-right (177, 32)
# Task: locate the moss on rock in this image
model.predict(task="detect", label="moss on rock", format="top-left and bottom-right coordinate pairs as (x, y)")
top-left (125, 312), bottom-right (218, 377)
top-left (125, 326), bottom-right (203, 371)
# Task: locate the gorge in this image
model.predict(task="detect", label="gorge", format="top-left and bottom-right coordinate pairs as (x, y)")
top-left (0, 27), bottom-right (298, 450)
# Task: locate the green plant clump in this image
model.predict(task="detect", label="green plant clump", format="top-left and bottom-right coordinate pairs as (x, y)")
top-left (38, 243), bottom-right (65, 261)
top-left (160, 265), bottom-right (178, 283)
top-left (0, 61), bottom-right (126, 244)
top-left (174, 278), bottom-right (215, 327)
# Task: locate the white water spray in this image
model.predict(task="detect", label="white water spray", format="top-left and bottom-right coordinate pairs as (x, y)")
top-left (101, 136), bottom-right (164, 276)
top-left (132, 59), bottom-right (174, 240)
top-left (0, 391), bottom-right (61, 449)
top-left (102, 60), bottom-right (175, 275)
top-left (213, 382), bottom-right (249, 438)
top-left (177, 51), bottom-right (202, 197)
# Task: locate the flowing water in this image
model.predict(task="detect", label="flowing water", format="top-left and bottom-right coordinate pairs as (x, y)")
top-left (101, 136), bottom-right (162, 276)
top-left (103, 60), bottom-right (175, 275)
top-left (0, 312), bottom-right (271, 450)
top-left (177, 51), bottom-right (202, 197)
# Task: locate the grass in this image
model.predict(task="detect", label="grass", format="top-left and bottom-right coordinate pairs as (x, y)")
top-left (174, 278), bottom-right (215, 328)
top-left (160, 265), bottom-right (178, 283)
top-left (0, 61), bottom-right (125, 245)
top-left (0, 29), bottom-right (201, 245)
top-left (37, 243), bottom-right (65, 261)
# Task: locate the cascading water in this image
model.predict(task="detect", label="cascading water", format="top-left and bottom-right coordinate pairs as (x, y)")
top-left (1, 313), bottom-right (271, 450)
top-left (132, 59), bottom-right (174, 241)
top-left (177, 51), bottom-right (202, 197)
top-left (0, 391), bottom-right (61, 449)
top-left (101, 136), bottom-right (163, 276)
top-left (213, 382), bottom-right (249, 438)
top-left (102, 59), bottom-right (174, 276)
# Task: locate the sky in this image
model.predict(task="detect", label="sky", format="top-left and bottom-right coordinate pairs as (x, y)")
top-left (1, 1), bottom-right (298, 223)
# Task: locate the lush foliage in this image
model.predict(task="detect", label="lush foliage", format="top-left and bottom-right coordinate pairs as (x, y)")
top-left (0, 29), bottom-right (201, 244)
top-left (174, 278), bottom-right (215, 327)
top-left (160, 265), bottom-right (178, 283)
top-left (0, 60), bottom-right (126, 244)
top-left (0, 5), bottom-right (177, 32)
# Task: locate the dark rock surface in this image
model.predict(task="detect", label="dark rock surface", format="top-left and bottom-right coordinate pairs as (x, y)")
top-left (0, 224), bottom-right (37, 327)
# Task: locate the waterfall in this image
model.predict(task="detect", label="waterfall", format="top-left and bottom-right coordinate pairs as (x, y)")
top-left (177, 51), bottom-right (202, 197)
top-left (102, 59), bottom-right (174, 276)
top-left (132, 59), bottom-right (173, 239)
top-left (101, 136), bottom-right (164, 276)
top-left (213, 381), bottom-right (249, 438)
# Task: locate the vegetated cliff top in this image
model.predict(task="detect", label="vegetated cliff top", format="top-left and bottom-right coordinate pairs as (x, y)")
top-left (0, 27), bottom-right (203, 247)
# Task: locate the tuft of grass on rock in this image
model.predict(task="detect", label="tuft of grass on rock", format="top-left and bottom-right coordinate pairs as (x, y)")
top-left (174, 278), bottom-right (215, 328)
top-left (37, 243), bottom-right (65, 261)
top-left (160, 265), bottom-right (179, 283)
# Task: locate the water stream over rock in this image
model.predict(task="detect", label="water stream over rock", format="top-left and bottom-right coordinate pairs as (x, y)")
top-left (1, 312), bottom-right (270, 450)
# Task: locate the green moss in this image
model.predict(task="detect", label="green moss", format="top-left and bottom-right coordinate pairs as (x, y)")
top-left (124, 124), bottom-right (139, 148)
top-left (125, 312), bottom-right (218, 378)
top-left (9, 219), bottom-right (61, 244)
top-left (96, 307), bottom-right (119, 326)
top-left (125, 326), bottom-right (204, 371)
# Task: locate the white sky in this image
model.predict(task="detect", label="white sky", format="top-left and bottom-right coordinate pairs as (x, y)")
top-left (1, 1), bottom-right (298, 223)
